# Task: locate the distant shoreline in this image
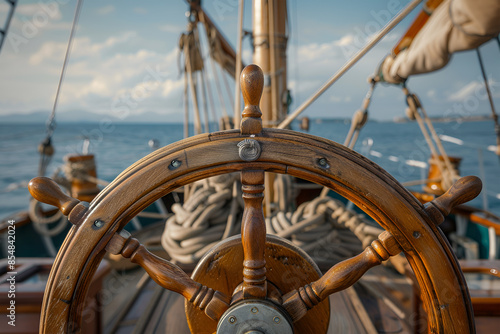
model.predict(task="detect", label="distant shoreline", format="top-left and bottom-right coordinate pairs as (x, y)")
top-left (0, 115), bottom-right (493, 125)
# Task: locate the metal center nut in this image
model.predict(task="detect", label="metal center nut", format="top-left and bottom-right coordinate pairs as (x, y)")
top-left (217, 300), bottom-right (292, 334)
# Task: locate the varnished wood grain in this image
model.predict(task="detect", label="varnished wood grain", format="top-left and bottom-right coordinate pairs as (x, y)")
top-left (240, 64), bottom-right (264, 135)
top-left (106, 230), bottom-right (230, 321)
top-left (185, 235), bottom-right (330, 334)
top-left (424, 175), bottom-right (482, 224)
top-left (28, 177), bottom-right (79, 216)
top-left (36, 128), bottom-right (476, 333)
top-left (282, 231), bottom-right (402, 322)
top-left (240, 170), bottom-right (267, 299)
top-left (28, 177), bottom-right (88, 225)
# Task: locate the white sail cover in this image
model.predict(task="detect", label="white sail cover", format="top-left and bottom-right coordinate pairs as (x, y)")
top-left (382, 0), bottom-right (500, 83)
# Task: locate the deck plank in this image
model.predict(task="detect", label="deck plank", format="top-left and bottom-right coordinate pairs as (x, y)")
top-left (105, 267), bottom-right (414, 333)
top-left (327, 289), bottom-right (369, 333)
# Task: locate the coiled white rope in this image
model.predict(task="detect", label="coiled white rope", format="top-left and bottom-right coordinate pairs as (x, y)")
top-left (161, 173), bottom-right (243, 264)
top-left (161, 173), bottom-right (383, 265)
top-left (28, 199), bottom-right (68, 237)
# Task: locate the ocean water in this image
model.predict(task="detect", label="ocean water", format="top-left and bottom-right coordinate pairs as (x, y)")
top-left (1, 120), bottom-right (499, 218)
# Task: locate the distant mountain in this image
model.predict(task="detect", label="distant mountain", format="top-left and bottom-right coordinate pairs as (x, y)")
top-left (0, 111), bottom-right (50, 123)
top-left (0, 110), bottom-right (184, 124)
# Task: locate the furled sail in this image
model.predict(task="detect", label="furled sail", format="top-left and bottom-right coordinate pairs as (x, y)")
top-left (380, 0), bottom-right (500, 83)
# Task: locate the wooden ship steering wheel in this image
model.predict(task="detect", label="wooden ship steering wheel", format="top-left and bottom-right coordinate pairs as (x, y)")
top-left (29, 65), bottom-right (482, 334)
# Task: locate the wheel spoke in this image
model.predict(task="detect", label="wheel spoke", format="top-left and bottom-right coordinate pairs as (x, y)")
top-left (106, 230), bottom-right (230, 321)
top-left (282, 176), bottom-right (482, 323)
top-left (28, 176), bottom-right (88, 223)
top-left (237, 64), bottom-right (268, 299)
top-left (424, 175), bottom-right (482, 224)
top-left (240, 169), bottom-right (267, 298)
top-left (282, 231), bottom-right (402, 322)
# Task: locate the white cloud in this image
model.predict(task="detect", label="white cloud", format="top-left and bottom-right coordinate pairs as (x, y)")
top-left (29, 31), bottom-right (137, 65)
top-left (1, 26), bottom-right (186, 117)
top-left (448, 81), bottom-right (482, 102)
top-left (298, 41), bottom-right (337, 62)
top-left (3, 2), bottom-right (70, 37)
top-left (56, 46), bottom-right (182, 114)
top-left (161, 79), bottom-right (184, 97)
top-left (97, 5), bottom-right (115, 16)
top-left (334, 34), bottom-right (354, 47)
top-left (447, 78), bottom-right (500, 102)
top-left (28, 40), bottom-right (66, 65)
top-left (13, 3), bottom-right (62, 20)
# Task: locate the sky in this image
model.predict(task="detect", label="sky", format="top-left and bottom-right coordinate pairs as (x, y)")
top-left (0, 0), bottom-right (499, 123)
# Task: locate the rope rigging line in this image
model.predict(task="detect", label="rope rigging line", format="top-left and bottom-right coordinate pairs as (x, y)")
top-left (233, 0), bottom-right (245, 128)
top-left (180, 23), bottom-right (203, 135)
top-left (195, 23), bottom-right (218, 131)
top-left (476, 48), bottom-right (500, 156)
top-left (204, 22), bottom-right (234, 116)
top-left (193, 24), bottom-right (210, 132)
top-left (278, 0), bottom-right (424, 129)
top-left (161, 173), bottom-right (383, 265)
top-left (47, 0), bottom-right (84, 140)
top-left (201, 67), bottom-right (217, 131)
top-left (183, 70), bottom-right (189, 138)
top-left (403, 86), bottom-right (458, 191)
top-left (319, 81), bottom-right (376, 198)
top-left (204, 26), bottom-right (233, 130)
top-left (37, 0), bottom-right (84, 178)
top-left (344, 81), bottom-right (376, 149)
top-left (29, 0), bottom-right (84, 241)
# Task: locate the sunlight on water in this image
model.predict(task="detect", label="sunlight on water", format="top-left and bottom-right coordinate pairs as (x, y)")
top-left (1, 120), bottom-right (499, 218)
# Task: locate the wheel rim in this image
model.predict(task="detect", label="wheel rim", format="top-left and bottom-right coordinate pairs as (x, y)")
top-left (40, 128), bottom-right (474, 333)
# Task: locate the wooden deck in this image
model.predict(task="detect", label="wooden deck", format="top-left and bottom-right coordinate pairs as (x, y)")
top-left (103, 265), bottom-right (413, 334)
top-left (101, 260), bottom-right (500, 334)
top-left (2, 257), bottom-right (498, 333)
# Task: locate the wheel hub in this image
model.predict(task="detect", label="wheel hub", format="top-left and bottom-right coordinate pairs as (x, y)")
top-left (217, 300), bottom-right (293, 334)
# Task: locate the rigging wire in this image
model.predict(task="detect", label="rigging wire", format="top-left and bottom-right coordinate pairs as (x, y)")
top-left (195, 22), bottom-right (218, 128)
top-left (201, 68), bottom-right (217, 129)
top-left (38, 0), bottom-right (84, 177)
top-left (193, 25), bottom-right (210, 132)
top-left (183, 70), bottom-right (190, 138)
top-left (476, 47), bottom-right (500, 155)
top-left (209, 48), bottom-right (228, 118)
top-left (48, 0), bottom-right (84, 140)
top-left (221, 66), bottom-right (234, 107)
top-left (277, 0), bottom-right (424, 129)
top-left (290, 0), bottom-right (300, 109)
top-left (268, 0), bottom-right (279, 123)
top-left (233, 0), bottom-right (245, 128)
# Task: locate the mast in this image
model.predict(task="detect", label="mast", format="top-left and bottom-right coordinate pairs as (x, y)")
top-left (252, 0), bottom-right (288, 127)
top-left (252, 0), bottom-right (288, 216)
